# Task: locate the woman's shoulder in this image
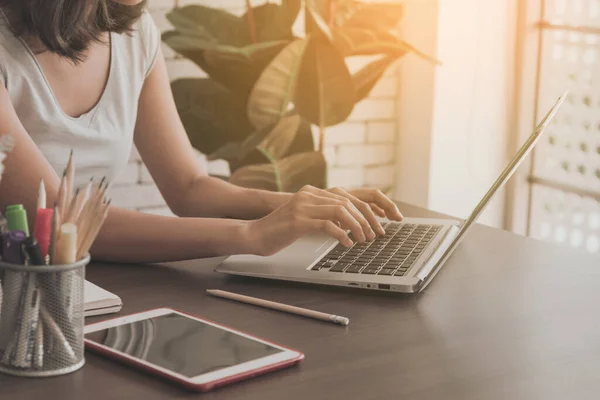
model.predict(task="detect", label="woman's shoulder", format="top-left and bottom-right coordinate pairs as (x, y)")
top-left (136, 11), bottom-right (160, 50)
top-left (0, 12), bottom-right (20, 87)
top-left (0, 11), bottom-right (15, 50)
top-left (120, 10), bottom-right (161, 79)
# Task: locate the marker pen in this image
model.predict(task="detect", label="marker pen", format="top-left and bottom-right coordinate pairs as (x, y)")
top-left (55, 223), bottom-right (77, 265)
top-left (0, 231), bottom-right (27, 359)
top-left (23, 237), bottom-right (45, 266)
top-left (2, 230), bottom-right (27, 264)
top-left (10, 236), bottom-right (42, 368)
top-left (12, 237), bottom-right (45, 368)
top-left (0, 212), bottom-right (7, 234)
top-left (33, 209), bottom-right (53, 260)
top-left (33, 319), bottom-right (44, 369)
top-left (6, 205), bottom-right (29, 236)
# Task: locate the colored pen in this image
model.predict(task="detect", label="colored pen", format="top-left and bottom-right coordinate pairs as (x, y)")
top-left (40, 306), bottom-right (76, 362)
top-left (55, 223), bottom-right (77, 265)
top-left (0, 212), bottom-right (7, 235)
top-left (11, 237), bottom-right (46, 368)
top-left (34, 321), bottom-right (44, 369)
top-left (55, 223), bottom-right (78, 334)
top-left (33, 208), bottom-right (53, 259)
top-left (5, 204), bottom-right (29, 236)
top-left (2, 230), bottom-right (27, 264)
top-left (23, 237), bottom-right (45, 266)
top-left (0, 231), bottom-right (27, 364)
top-left (0, 214), bottom-right (3, 335)
top-left (12, 283), bottom-right (40, 368)
top-left (0, 212), bottom-right (7, 258)
top-left (20, 237), bottom-right (45, 369)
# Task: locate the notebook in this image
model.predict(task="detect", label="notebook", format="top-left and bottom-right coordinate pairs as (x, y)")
top-left (84, 280), bottom-right (122, 317)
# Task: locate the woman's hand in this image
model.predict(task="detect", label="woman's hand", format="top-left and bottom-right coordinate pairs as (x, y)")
top-left (327, 187), bottom-right (403, 234)
top-left (247, 185), bottom-right (403, 257)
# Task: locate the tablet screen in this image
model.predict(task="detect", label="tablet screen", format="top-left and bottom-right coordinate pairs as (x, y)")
top-left (85, 312), bottom-right (283, 377)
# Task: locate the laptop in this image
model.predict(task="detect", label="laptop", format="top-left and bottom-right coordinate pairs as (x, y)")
top-left (216, 92), bottom-right (567, 293)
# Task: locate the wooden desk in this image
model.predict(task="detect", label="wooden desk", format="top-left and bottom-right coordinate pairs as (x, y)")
top-left (2, 203), bottom-right (600, 400)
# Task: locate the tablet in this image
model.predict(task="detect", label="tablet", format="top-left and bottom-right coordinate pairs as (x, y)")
top-left (84, 308), bottom-right (304, 392)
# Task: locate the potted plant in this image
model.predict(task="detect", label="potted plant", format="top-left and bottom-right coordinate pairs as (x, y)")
top-left (163, 0), bottom-right (438, 192)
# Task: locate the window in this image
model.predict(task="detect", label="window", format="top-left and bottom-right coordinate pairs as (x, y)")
top-left (521, 0), bottom-right (600, 253)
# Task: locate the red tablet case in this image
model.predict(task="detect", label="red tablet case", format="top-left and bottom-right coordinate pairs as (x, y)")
top-left (84, 308), bottom-right (305, 392)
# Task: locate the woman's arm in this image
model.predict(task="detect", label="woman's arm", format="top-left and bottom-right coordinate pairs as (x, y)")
top-left (0, 83), bottom-right (372, 263)
top-left (135, 50), bottom-right (403, 228)
top-left (0, 84), bottom-right (254, 262)
top-left (134, 49), bottom-right (289, 220)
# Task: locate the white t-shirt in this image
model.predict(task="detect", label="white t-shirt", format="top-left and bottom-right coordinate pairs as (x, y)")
top-left (0, 10), bottom-right (160, 189)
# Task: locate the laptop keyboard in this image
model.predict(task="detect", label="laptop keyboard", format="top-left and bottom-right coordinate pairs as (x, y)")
top-left (311, 222), bottom-right (442, 277)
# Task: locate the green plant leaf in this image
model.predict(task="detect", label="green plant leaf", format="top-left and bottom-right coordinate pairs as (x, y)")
top-left (305, 0), bottom-right (333, 41)
top-left (230, 118), bottom-right (314, 172)
top-left (333, 27), bottom-right (440, 64)
top-left (258, 115), bottom-right (302, 160)
top-left (281, 0), bottom-right (303, 26)
top-left (203, 40), bottom-right (289, 66)
top-left (247, 39), bottom-right (309, 130)
top-left (162, 31), bottom-right (217, 54)
top-left (207, 125), bottom-right (271, 163)
top-left (304, 0), bottom-right (331, 36)
top-left (294, 36), bottom-right (355, 128)
top-left (245, 0), bottom-right (302, 41)
top-left (230, 152), bottom-right (326, 192)
top-left (202, 43), bottom-right (287, 102)
top-left (352, 54), bottom-right (401, 102)
top-left (164, 37), bottom-right (289, 103)
top-left (166, 5), bottom-right (249, 46)
top-left (171, 78), bottom-right (254, 155)
top-left (339, 2), bottom-right (404, 30)
top-left (208, 115), bottom-right (301, 162)
top-left (164, 11), bottom-right (214, 40)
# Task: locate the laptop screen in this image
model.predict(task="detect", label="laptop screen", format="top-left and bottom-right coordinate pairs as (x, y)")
top-left (419, 91), bottom-right (568, 289)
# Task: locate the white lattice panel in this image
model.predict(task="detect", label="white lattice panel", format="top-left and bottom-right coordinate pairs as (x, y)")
top-left (545, 0), bottom-right (600, 27)
top-left (533, 30), bottom-right (600, 192)
top-left (527, 0), bottom-right (600, 254)
top-left (530, 184), bottom-right (600, 253)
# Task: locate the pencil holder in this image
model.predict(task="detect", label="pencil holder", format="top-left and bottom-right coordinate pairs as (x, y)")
top-left (0, 254), bottom-right (90, 377)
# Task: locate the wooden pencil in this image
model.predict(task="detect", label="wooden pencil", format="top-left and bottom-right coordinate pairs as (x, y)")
top-left (77, 199), bottom-right (110, 259)
top-left (64, 150), bottom-right (74, 217)
top-left (56, 170), bottom-right (67, 219)
top-left (48, 203), bottom-right (60, 264)
top-left (92, 178), bottom-right (107, 208)
top-left (75, 195), bottom-right (91, 230)
top-left (64, 188), bottom-right (80, 223)
top-left (76, 212), bottom-right (92, 252)
top-left (70, 178), bottom-right (93, 224)
top-left (75, 178), bottom-right (104, 249)
top-left (206, 290), bottom-right (350, 326)
top-left (79, 177), bottom-right (93, 209)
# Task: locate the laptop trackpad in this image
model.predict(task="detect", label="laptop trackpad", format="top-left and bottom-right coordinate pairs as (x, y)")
top-left (217, 234), bottom-right (337, 274)
top-left (260, 234), bottom-right (336, 268)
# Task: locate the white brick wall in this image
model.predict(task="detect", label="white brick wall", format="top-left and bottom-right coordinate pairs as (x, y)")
top-left (120, 0), bottom-right (400, 214)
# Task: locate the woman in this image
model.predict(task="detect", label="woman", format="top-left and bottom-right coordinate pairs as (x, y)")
top-left (0, 0), bottom-right (403, 263)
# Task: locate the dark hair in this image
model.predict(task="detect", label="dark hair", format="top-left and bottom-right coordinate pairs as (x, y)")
top-left (0, 0), bottom-right (147, 62)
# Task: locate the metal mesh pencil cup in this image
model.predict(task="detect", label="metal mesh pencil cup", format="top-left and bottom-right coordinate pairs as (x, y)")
top-left (0, 254), bottom-right (90, 377)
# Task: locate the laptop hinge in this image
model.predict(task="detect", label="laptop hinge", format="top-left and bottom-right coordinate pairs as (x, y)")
top-left (415, 225), bottom-right (460, 288)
